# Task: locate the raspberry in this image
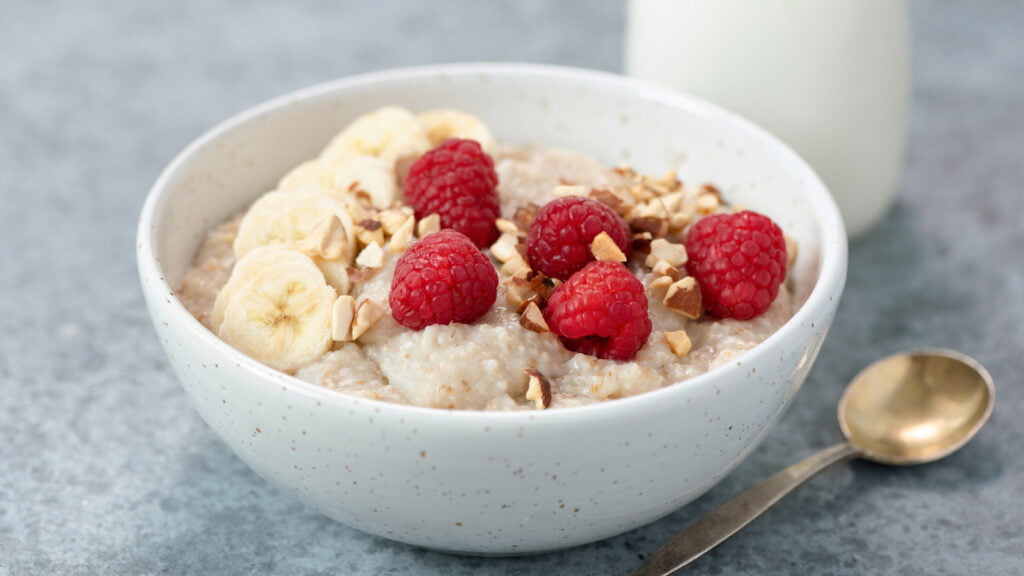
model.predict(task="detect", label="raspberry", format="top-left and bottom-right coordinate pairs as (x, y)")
top-left (526, 196), bottom-right (632, 281)
top-left (543, 261), bottom-right (651, 361)
top-left (684, 210), bottom-right (787, 320)
top-left (389, 229), bottom-right (498, 330)
top-left (402, 138), bottom-right (500, 248)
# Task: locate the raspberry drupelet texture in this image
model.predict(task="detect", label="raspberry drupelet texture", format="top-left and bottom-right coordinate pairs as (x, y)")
top-left (389, 229), bottom-right (498, 330)
top-left (526, 196), bottom-right (632, 281)
top-left (543, 260), bottom-right (652, 361)
top-left (402, 138), bottom-right (500, 249)
top-left (684, 210), bottom-right (788, 320)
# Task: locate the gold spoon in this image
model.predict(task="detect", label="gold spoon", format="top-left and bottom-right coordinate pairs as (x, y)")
top-left (630, 348), bottom-right (995, 576)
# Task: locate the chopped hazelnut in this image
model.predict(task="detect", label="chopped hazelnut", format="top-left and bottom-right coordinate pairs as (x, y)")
top-left (651, 260), bottom-right (681, 281)
top-left (505, 277), bottom-right (535, 309)
top-left (295, 214), bottom-right (349, 262)
top-left (658, 170), bottom-right (682, 192)
top-left (416, 213), bottom-right (441, 238)
top-left (700, 183), bottom-right (722, 199)
top-left (356, 221), bottom-right (385, 248)
top-left (632, 231), bottom-right (654, 254)
top-left (518, 301), bottom-right (549, 333)
top-left (663, 277), bottom-right (703, 319)
top-left (590, 231), bottom-right (627, 263)
top-left (331, 295), bottom-right (356, 342)
top-left (495, 218), bottom-right (523, 236)
top-left (589, 188), bottom-right (627, 213)
top-left (646, 238), bottom-right (688, 268)
top-left (647, 275), bottom-right (674, 298)
top-left (387, 216), bottom-right (415, 253)
top-left (355, 241), bottom-right (384, 268)
top-left (351, 298), bottom-right (387, 340)
top-left (785, 235), bottom-right (799, 268)
top-left (664, 330), bottom-right (692, 357)
top-left (528, 272), bottom-right (560, 300)
top-left (552, 185), bottom-right (588, 198)
top-left (696, 193), bottom-right (720, 215)
top-left (490, 232), bottom-right (521, 263)
top-left (524, 368), bottom-right (552, 410)
top-left (631, 216), bottom-right (668, 238)
top-left (513, 203), bottom-right (540, 230)
top-left (379, 207), bottom-right (414, 235)
top-left (500, 253), bottom-right (530, 278)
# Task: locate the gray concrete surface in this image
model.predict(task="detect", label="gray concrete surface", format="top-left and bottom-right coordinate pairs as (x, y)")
top-left (2, 1), bottom-right (1022, 574)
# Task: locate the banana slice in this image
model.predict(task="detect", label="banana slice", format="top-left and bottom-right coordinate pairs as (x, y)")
top-left (216, 249), bottom-right (336, 373)
top-left (233, 189), bottom-right (357, 263)
top-left (320, 106), bottom-right (431, 168)
top-left (211, 245), bottom-right (308, 330)
top-left (416, 109), bottom-right (497, 155)
top-left (279, 155), bottom-right (398, 209)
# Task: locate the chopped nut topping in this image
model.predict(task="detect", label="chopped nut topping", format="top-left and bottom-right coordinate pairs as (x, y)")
top-left (505, 276), bottom-right (535, 309)
top-left (359, 219), bottom-right (382, 232)
top-left (528, 271), bottom-right (560, 300)
top-left (490, 232), bottom-right (521, 263)
top-left (664, 330), bottom-right (692, 357)
top-left (696, 193), bottom-right (720, 215)
top-left (589, 188), bottom-right (628, 213)
top-left (495, 218), bottom-right (523, 236)
top-left (658, 191), bottom-right (686, 214)
top-left (295, 214), bottom-right (349, 262)
top-left (646, 238), bottom-right (688, 268)
top-left (651, 260), bottom-right (681, 281)
top-left (518, 301), bottom-right (549, 333)
top-left (524, 368), bottom-right (552, 409)
top-left (351, 298), bottom-right (387, 340)
top-left (356, 221), bottom-right (385, 248)
top-left (331, 295), bottom-right (356, 342)
top-left (613, 166), bottom-right (638, 179)
top-left (500, 252), bottom-right (530, 278)
top-left (668, 207), bottom-right (694, 231)
top-left (663, 277), bottom-right (703, 319)
top-left (631, 216), bottom-right (668, 238)
top-left (552, 185), bottom-right (588, 198)
top-left (647, 275), bottom-right (674, 298)
top-left (513, 203), bottom-right (540, 230)
top-left (700, 183), bottom-right (722, 199)
top-left (379, 207), bottom-right (414, 235)
top-left (658, 170), bottom-right (682, 192)
top-left (416, 213), bottom-right (441, 238)
top-left (355, 241), bottom-right (384, 268)
top-left (785, 234), bottom-right (799, 268)
top-left (632, 231), bottom-right (654, 254)
top-left (346, 202), bottom-right (374, 225)
top-left (590, 231), bottom-right (627, 263)
top-left (388, 216), bottom-right (415, 253)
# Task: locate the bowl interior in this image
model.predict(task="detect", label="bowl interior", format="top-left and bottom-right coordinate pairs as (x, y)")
top-left (149, 64), bottom-right (840, 318)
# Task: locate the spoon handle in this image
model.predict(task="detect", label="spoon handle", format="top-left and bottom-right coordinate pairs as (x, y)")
top-left (629, 442), bottom-right (859, 576)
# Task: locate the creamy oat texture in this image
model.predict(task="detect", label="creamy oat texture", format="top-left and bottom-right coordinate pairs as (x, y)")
top-left (179, 116), bottom-right (793, 410)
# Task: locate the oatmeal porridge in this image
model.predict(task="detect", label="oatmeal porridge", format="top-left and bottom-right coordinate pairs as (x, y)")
top-left (178, 106), bottom-right (796, 410)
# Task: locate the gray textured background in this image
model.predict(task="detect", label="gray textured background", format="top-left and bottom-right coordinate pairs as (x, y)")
top-left (2, 1), bottom-right (1022, 574)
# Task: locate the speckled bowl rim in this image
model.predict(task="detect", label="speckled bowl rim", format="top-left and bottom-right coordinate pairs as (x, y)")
top-left (138, 62), bottom-right (847, 427)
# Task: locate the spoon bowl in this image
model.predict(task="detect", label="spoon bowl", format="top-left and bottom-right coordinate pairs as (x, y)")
top-left (839, 349), bottom-right (994, 465)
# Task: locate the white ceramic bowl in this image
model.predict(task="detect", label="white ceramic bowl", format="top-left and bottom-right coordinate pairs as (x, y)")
top-left (138, 63), bottom-right (846, 555)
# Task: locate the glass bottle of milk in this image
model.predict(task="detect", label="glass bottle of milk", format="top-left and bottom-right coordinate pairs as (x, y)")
top-left (625, 0), bottom-right (910, 239)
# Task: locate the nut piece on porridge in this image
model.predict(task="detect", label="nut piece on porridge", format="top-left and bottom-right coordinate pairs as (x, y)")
top-left (524, 369), bottom-right (552, 410)
top-left (177, 106), bottom-right (799, 410)
top-left (664, 330), bottom-right (693, 357)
